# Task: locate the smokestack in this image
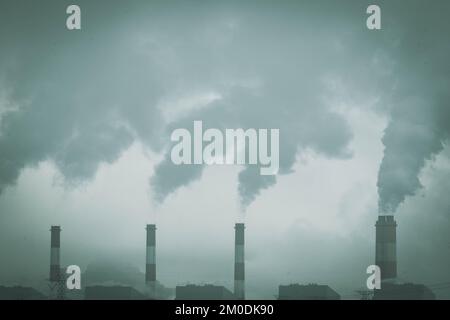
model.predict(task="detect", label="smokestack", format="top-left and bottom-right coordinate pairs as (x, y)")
top-left (146, 224), bottom-right (156, 297)
top-left (50, 226), bottom-right (61, 282)
top-left (375, 215), bottom-right (397, 281)
top-left (234, 223), bottom-right (245, 300)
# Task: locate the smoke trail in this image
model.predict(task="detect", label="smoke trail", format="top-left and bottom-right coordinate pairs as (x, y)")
top-left (4, 0), bottom-right (449, 215)
top-left (377, 99), bottom-right (450, 214)
top-left (376, 1), bottom-right (450, 213)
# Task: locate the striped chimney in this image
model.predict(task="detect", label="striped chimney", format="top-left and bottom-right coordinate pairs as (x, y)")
top-left (146, 224), bottom-right (156, 296)
top-left (375, 215), bottom-right (397, 281)
top-left (49, 226), bottom-right (61, 282)
top-left (234, 223), bottom-right (245, 300)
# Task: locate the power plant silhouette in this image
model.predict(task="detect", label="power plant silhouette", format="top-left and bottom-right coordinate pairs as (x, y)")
top-left (0, 216), bottom-right (438, 300)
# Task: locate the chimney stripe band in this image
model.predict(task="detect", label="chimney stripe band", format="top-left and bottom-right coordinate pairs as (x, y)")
top-left (146, 264), bottom-right (156, 282)
top-left (146, 247), bottom-right (155, 264)
top-left (375, 216), bottom-right (397, 280)
top-left (235, 245), bottom-right (244, 263)
top-left (146, 224), bottom-right (156, 284)
top-left (234, 223), bottom-right (245, 300)
top-left (234, 263), bottom-right (245, 280)
top-left (50, 248), bottom-right (60, 265)
top-left (50, 226), bottom-right (61, 282)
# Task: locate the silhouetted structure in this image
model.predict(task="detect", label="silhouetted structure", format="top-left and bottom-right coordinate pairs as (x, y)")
top-left (49, 225), bottom-right (65, 299)
top-left (146, 224), bottom-right (156, 297)
top-left (49, 226), bottom-right (61, 282)
top-left (85, 285), bottom-right (146, 300)
top-left (376, 215), bottom-right (397, 281)
top-left (234, 223), bottom-right (245, 300)
top-left (356, 289), bottom-right (373, 300)
top-left (0, 286), bottom-right (46, 300)
top-left (175, 284), bottom-right (235, 300)
top-left (373, 283), bottom-right (436, 300)
top-left (278, 284), bottom-right (340, 300)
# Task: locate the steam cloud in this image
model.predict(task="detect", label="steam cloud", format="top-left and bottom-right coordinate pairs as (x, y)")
top-left (376, 1), bottom-right (450, 213)
top-left (1, 1), bottom-right (449, 214)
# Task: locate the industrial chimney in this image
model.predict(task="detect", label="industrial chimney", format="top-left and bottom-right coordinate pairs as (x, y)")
top-left (50, 226), bottom-right (61, 283)
top-left (146, 224), bottom-right (156, 297)
top-left (375, 215), bottom-right (397, 281)
top-left (49, 225), bottom-right (65, 299)
top-left (234, 223), bottom-right (245, 300)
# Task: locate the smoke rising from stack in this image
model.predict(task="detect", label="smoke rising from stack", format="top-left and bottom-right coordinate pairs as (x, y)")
top-left (376, 1), bottom-right (450, 214)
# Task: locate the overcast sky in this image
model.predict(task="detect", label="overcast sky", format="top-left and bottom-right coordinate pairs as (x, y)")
top-left (0, 0), bottom-right (449, 299)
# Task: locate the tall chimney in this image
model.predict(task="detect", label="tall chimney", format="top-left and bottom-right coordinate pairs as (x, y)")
top-left (234, 223), bottom-right (245, 300)
top-left (50, 226), bottom-right (61, 282)
top-left (146, 224), bottom-right (156, 297)
top-left (375, 215), bottom-right (397, 281)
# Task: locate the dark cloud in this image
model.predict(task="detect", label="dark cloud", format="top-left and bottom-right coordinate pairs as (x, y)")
top-left (147, 3), bottom-right (363, 208)
top-left (0, 0), bottom-right (166, 192)
top-left (0, 1), bottom-right (380, 211)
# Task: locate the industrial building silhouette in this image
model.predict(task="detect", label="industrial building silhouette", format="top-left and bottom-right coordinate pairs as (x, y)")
top-left (175, 284), bottom-right (235, 300)
top-left (278, 284), bottom-right (340, 300)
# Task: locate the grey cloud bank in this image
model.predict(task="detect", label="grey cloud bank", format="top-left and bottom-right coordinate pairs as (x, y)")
top-left (2, 1), bottom-right (448, 212)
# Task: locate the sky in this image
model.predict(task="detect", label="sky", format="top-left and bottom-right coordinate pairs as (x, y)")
top-left (0, 0), bottom-right (449, 299)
